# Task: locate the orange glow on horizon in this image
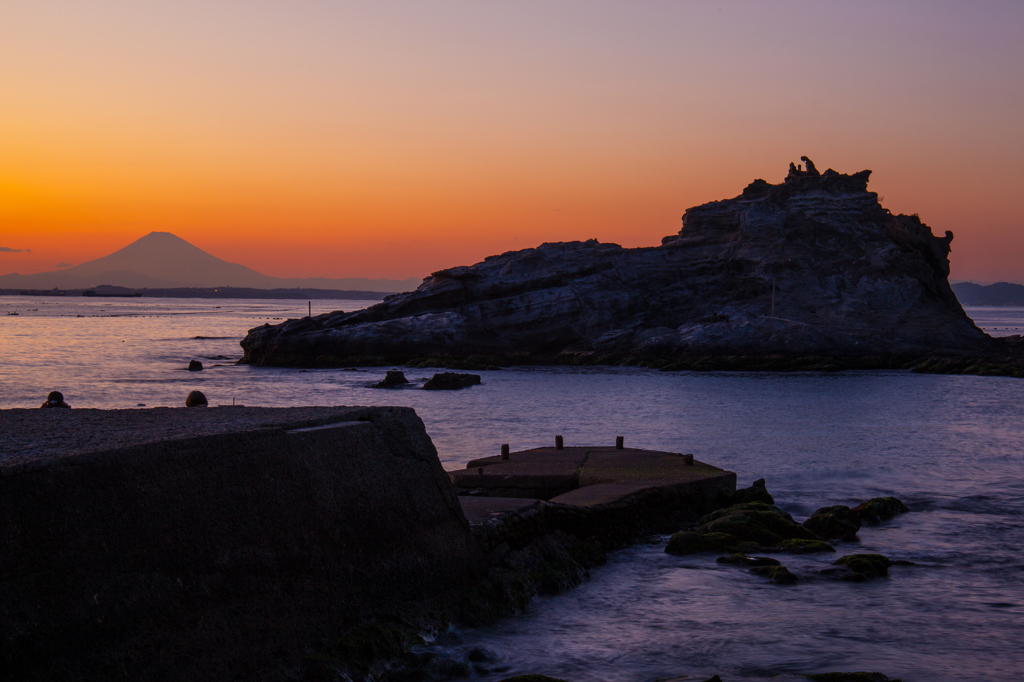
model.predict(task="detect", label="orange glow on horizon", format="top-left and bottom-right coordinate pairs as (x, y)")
top-left (2, 2), bottom-right (1022, 282)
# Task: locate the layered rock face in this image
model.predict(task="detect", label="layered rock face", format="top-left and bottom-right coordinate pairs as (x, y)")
top-left (241, 159), bottom-right (988, 366)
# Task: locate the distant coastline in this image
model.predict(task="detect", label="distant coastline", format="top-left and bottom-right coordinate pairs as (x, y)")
top-left (0, 286), bottom-right (389, 300)
top-left (951, 282), bottom-right (1024, 307)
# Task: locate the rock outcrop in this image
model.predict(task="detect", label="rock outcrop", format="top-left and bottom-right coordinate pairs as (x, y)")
top-left (241, 159), bottom-right (992, 367)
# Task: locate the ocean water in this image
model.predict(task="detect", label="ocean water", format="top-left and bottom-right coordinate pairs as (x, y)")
top-left (1, 296), bottom-right (1022, 681)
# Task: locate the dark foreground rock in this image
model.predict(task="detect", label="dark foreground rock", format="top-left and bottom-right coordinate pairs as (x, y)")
top-left (423, 372), bottom-right (481, 390)
top-left (806, 673), bottom-right (903, 682)
top-left (0, 407), bottom-right (486, 681)
top-left (241, 159), bottom-right (1006, 369)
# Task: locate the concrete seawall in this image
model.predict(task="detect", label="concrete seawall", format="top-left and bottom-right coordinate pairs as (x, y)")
top-left (0, 407), bottom-right (486, 681)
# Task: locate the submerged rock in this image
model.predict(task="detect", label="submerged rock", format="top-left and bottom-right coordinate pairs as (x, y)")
top-left (665, 531), bottom-right (757, 556)
top-left (852, 496), bottom-right (910, 525)
top-left (803, 505), bottom-right (862, 541)
top-left (770, 538), bottom-right (836, 554)
top-left (819, 553), bottom-right (893, 582)
top-left (241, 159), bottom-right (991, 367)
top-left (188, 360), bottom-right (203, 371)
top-left (373, 370), bottom-right (409, 388)
top-left (750, 564), bottom-right (798, 584)
top-left (716, 553), bottom-right (781, 566)
top-left (422, 372), bottom-right (481, 390)
top-left (806, 673), bottom-right (903, 682)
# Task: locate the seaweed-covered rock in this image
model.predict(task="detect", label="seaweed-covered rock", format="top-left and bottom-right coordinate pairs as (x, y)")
top-left (750, 565), bottom-right (798, 584)
top-left (819, 554), bottom-right (893, 582)
top-left (803, 505), bottom-right (861, 541)
top-left (851, 497), bottom-right (910, 525)
top-left (770, 538), bottom-right (836, 554)
top-left (422, 372), bottom-right (481, 390)
top-left (716, 554), bottom-right (781, 566)
top-left (665, 531), bottom-right (757, 556)
top-left (698, 502), bottom-right (817, 547)
top-left (805, 673), bottom-right (903, 682)
top-left (373, 370), bottom-right (409, 388)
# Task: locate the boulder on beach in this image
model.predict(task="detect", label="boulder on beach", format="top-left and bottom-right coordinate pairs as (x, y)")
top-left (188, 360), bottom-right (203, 371)
top-left (373, 370), bottom-right (410, 388)
top-left (852, 496), bottom-right (910, 525)
top-left (185, 390), bottom-right (208, 407)
top-left (803, 505), bottom-right (862, 541)
top-left (422, 372), bottom-right (481, 390)
top-left (240, 159), bottom-right (992, 368)
top-left (39, 391), bottom-right (71, 408)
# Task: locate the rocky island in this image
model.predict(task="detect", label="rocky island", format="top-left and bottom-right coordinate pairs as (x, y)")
top-left (241, 158), bottom-right (1022, 373)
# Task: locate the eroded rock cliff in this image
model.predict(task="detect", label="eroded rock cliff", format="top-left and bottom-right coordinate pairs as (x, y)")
top-left (241, 159), bottom-right (991, 367)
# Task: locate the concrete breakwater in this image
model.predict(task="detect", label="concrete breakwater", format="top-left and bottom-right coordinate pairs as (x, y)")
top-left (0, 408), bottom-right (737, 681)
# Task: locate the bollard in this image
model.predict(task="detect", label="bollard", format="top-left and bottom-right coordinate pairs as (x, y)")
top-left (555, 435), bottom-right (564, 450)
top-left (478, 467), bottom-right (484, 475)
top-left (501, 444), bottom-right (510, 460)
top-left (683, 453), bottom-right (694, 465)
top-left (616, 436), bottom-right (624, 449)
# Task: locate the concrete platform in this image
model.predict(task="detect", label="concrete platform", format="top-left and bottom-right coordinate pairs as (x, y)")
top-left (452, 445), bottom-right (734, 507)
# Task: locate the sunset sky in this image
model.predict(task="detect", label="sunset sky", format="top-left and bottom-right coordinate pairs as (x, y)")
top-left (2, 1), bottom-right (1022, 282)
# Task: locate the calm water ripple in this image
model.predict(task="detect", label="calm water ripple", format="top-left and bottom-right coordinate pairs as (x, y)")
top-left (1, 297), bottom-right (1022, 680)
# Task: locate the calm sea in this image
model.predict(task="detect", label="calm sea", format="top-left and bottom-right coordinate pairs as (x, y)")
top-left (1, 296), bottom-right (1022, 681)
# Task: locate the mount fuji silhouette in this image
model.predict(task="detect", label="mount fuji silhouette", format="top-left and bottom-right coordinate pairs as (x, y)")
top-left (0, 232), bottom-right (420, 292)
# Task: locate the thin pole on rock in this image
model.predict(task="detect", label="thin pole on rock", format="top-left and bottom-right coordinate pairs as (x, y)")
top-left (308, 301), bottom-right (311, 318)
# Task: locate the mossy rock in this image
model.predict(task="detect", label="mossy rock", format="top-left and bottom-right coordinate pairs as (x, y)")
top-left (750, 564), bottom-right (798, 584)
top-left (770, 538), bottom-right (836, 554)
top-left (716, 554), bottom-right (781, 566)
top-left (698, 503), bottom-right (816, 547)
top-left (805, 673), bottom-right (902, 682)
top-left (833, 554), bottom-right (892, 579)
top-left (803, 505), bottom-right (861, 540)
top-left (851, 496), bottom-right (909, 525)
top-left (499, 676), bottom-right (570, 682)
top-left (665, 531), bottom-right (758, 555)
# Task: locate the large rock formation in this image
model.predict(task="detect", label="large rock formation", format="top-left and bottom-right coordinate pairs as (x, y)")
top-left (241, 159), bottom-right (992, 367)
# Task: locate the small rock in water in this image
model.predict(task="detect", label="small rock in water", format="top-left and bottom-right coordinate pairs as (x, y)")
top-left (422, 372), bottom-right (481, 390)
top-left (770, 538), bottom-right (836, 554)
top-left (39, 391), bottom-right (71, 408)
top-left (185, 390), bottom-right (208, 407)
top-left (818, 553), bottom-right (893, 582)
top-left (716, 553), bottom-right (781, 566)
top-left (188, 360), bottom-right (203, 371)
top-left (373, 370), bottom-right (409, 388)
top-left (803, 505), bottom-right (862, 541)
top-left (749, 564), bottom-right (798, 584)
top-left (851, 496), bottom-right (910, 525)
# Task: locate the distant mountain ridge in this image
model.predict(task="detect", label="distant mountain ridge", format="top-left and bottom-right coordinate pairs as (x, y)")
top-left (953, 282), bottom-right (1024, 306)
top-left (0, 232), bottom-right (422, 292)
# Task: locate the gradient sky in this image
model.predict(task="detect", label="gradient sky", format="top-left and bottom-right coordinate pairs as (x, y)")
top-left (2, 1), bottom-right (1022, 281)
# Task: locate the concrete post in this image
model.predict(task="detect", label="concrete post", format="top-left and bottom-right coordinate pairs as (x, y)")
top-left (555, 435), bottom-right (564, 450)
top-left (616, 436), bottom-right (624, 449)
top-left (501, 444), bottom-right (510, 460)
